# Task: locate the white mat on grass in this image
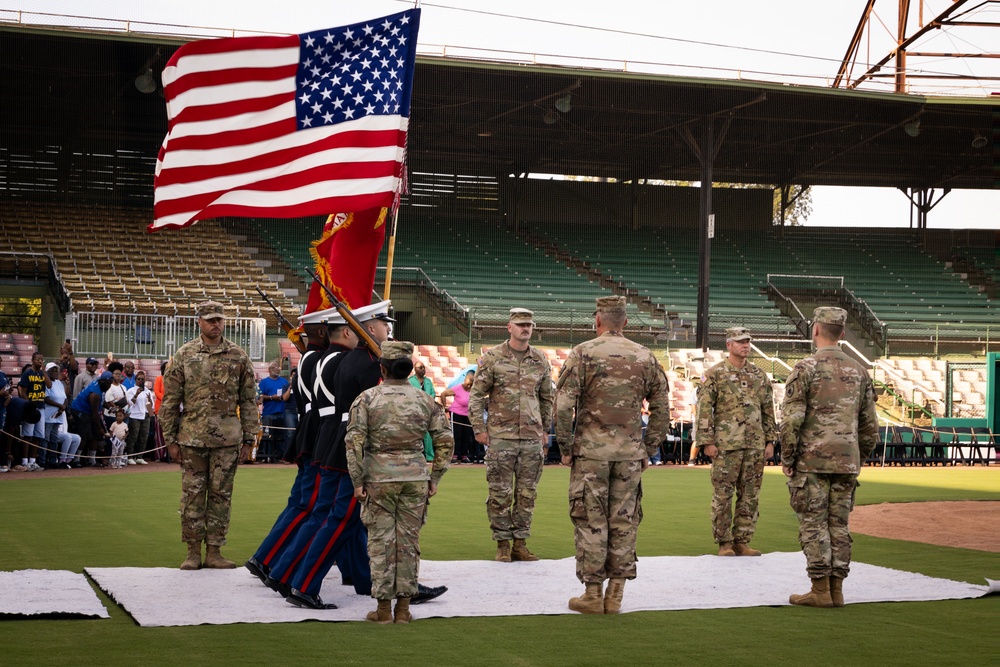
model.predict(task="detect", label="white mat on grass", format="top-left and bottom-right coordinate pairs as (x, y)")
top-left (85, 552), bottom-right (995, 627)
top-left (0, 569), bottom-right (109, 618)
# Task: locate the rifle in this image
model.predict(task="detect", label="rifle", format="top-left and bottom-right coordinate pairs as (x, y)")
top-left (304, 269), bottom-right (382, 355)
top-left (255, 287), bottom-right (306, 353)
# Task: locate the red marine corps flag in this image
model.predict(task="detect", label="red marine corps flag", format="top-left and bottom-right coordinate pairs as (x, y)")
top-left (151, 9), bottom-right (420, 230)
top-left (305, 207), bottom-right (388, 314)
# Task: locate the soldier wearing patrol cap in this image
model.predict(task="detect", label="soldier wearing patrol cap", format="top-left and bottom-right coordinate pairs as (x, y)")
top-left (781, 307), bottom-right (879, 608)
top-left (555, 295), bottom-right (669, 614)
top-left (160, 301), bottom-right (259, 571)
top-left (696, 326), bottom-right (777, 557)
top-left (469, 307), bottom-right (554, 563)
top-left (345, 340), bottom-right (454, 623)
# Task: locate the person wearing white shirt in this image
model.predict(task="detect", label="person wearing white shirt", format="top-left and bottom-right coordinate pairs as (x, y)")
top-left (123, 371), bottom-right (155, 465)
top-left (43, 363), bottom-right (80, 468)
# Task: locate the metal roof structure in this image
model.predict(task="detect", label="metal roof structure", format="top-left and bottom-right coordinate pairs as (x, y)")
top-left (0, 24), bottom-right (996, 203)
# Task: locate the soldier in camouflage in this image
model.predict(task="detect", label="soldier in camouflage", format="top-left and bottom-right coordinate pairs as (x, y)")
top-left (781, 307), bottom-right (879, 608)
top-left (345, 341), bottom-right (454, 624)
top-left (469, 307), bottom-right (554, 563)
top-left (160, 301), bottom-right (259, 571)
top-left (696, 326), bottom-right (777, 557)
top-left (555, 296), bottom-right (670, 615)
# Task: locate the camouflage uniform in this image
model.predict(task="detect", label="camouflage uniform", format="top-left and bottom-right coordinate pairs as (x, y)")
top-left (555, 305), bottom-right (669, 584)
top-left (781, 309), bottom-right (879, 580)
top-left (469, 338), bottom-right (553, 542)
top-left (697, 336), bottom-right (777, 546)
top-left (345, 343), bottom-right (453, 601)
top-left (160, 329), bottom-right (258, 547)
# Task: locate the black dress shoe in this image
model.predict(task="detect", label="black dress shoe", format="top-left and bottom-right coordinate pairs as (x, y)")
top-left (287, 588), bottom-right (338, 609)
top-left (245, 557), bottom-right (269, 583)
top-left (411, 583), bottom-right (447, 604)
top-left (264, 576), bottom-right (291, 599)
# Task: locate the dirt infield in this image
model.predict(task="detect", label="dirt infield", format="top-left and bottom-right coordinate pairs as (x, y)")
top-left (852, 501), bottom-right (1000, 553)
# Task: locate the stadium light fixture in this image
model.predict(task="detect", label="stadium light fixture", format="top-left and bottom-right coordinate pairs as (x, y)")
top-left (971, 131), bottom-right (987, 149)
top-left (542, 109), bottom-right (560, 125)
top-left (135, 69), bottom-right (157, 94)
top-left (554, 93), bottom-right (572, 114)
top-left (903, 119), bottom-right (920, 137)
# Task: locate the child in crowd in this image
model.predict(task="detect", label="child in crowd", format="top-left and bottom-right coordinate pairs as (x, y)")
top-left (109, 408), bottom-right (129, 469)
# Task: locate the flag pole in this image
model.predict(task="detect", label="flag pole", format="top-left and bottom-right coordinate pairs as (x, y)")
top-left (383, 205), bottom-right (400, 301)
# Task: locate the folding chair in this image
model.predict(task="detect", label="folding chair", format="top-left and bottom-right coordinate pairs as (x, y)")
top-left (970, 427), bottom-right (995, 466)
top-left (949, 427), bottom-right (977, 466)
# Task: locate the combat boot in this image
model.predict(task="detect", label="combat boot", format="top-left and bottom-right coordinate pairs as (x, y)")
top-left (366, 599), bottom-right (393, 624)
top-left (495, 540), bottom-right (512, 563)
top-left (829, 576), bottom-right (845, 607)
top-left (393, 597), bottom-right (412, 624)
top-left (511, 539), bottom-right (539, 562)
top-left (180, 542), bottom-right (202, 570)
top-left (603, 578), bottom-right (626, 614)
top-left (568, 582), bottom-right (604, 614)
top-left (717, 541), bottom-right (736, 556)
top-left (203, 545), bottom-right (238, 569)
top-left (789, 577), bottom-right (834, 608)
top-left (733, 542), bottom-right (762, 557)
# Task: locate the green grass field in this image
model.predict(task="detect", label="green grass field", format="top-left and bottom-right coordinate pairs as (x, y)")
top-left (3, 465), bottom-right (998, 666)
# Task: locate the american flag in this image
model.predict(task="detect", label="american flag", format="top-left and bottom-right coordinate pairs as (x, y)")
top-left (151, 9), bottom-right (420, 231)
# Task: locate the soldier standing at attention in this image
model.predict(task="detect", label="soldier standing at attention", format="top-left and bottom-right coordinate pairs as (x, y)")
top-left (345, 341), bottom-right (454, 624)
top-left (555, 296), bottom-right (669, 614)
top-left (160, 301), bottom-right (259, 571)
top-left (696, 326), bottom-right (777, 557)
top-left (781, 307), bottom-right (879, 608)
top-left (469, 307), bottom-right (553, 563)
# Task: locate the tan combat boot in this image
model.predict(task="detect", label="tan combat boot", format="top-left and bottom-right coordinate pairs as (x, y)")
top-left (203, 545), bottom-right (237, 569)
top-left (366, 599), bottom-right (393, 624)
top-left (603, 578), bottom-right (626, 614)
top-left (511, 538), bottom-right (539, 562)
top-left (717, 541), bottom-right (736, 556)
top-left (733, 542), bottom-right (762, 557)
top-left (495, 540), bottom-right (512, 563)
top-left (829, 577), bottom-right (845, 607)
top-left (789, 577), bottom-right (834, 608)
top-left (180, 542), bottom-right (202, 570)
top-left (568, 582), bottom-right (604, 614)
top-left (393, 597), bottom-right (412, 624)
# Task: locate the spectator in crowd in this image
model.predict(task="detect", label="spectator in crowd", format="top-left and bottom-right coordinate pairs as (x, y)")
top-left (3, 395), bottom-right (42, 472)
top-left (124, 370), bottom-right (154, 465)
top-left (108, 408), bottom-right (129, 469)
top-left (439, 370), bottom-right (476, 463)
top-left (696, 327), bottom-right (777, 557)
top-left (258, 362), bottom-right (291, 464)
top-left (151, 360), bottom-right (168, 461)
top-left (408, 360), bottom-right (437, 461)
top-left (73, 357), bottom-right (100, 398)
top-left (555, 295), bottom-right (669, 615)
top-left (283, 367), bottom-right (299, 445)
top-left (19, 352), bottom-right (51, 471)
top-left (0, 370), bottom-right (11, 472)
top-left (70, 370), bottom-right (113, 467)
top-left (59, 340), bottom-right (79, 391)
top-left (43, 361), bottom-right (78, 468)
top-left (121, 360), bottom-right (137, 391)
top-left (103, 361), bottom-right (127, 430)
top-left (687, 378), bottom-right (702, 465)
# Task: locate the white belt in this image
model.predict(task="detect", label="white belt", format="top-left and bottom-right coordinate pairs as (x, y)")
top-left (304, 402), bottom-right (312, 412)
top-left (318, 406), bottom-right (338, 417)
top-left (342, 413), bottom-right (349, 422)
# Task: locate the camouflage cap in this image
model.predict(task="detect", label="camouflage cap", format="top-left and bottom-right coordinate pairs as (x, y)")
top-left (813, 306), bottom-right (847, 326)
top-left (593, 295), bottom-right (627, 315)
top-left (509, 307), bottom-right (534, 324)
top-left (380, 340), bottom-right (413, 361)
top-left (196, 300), bottom-right (225, 319)
top-left (726, 326), bottom-right (752, 342)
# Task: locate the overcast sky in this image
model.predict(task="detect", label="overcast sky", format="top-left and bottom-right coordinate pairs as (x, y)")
top-left (6, 0), bottom-right (998, 229)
